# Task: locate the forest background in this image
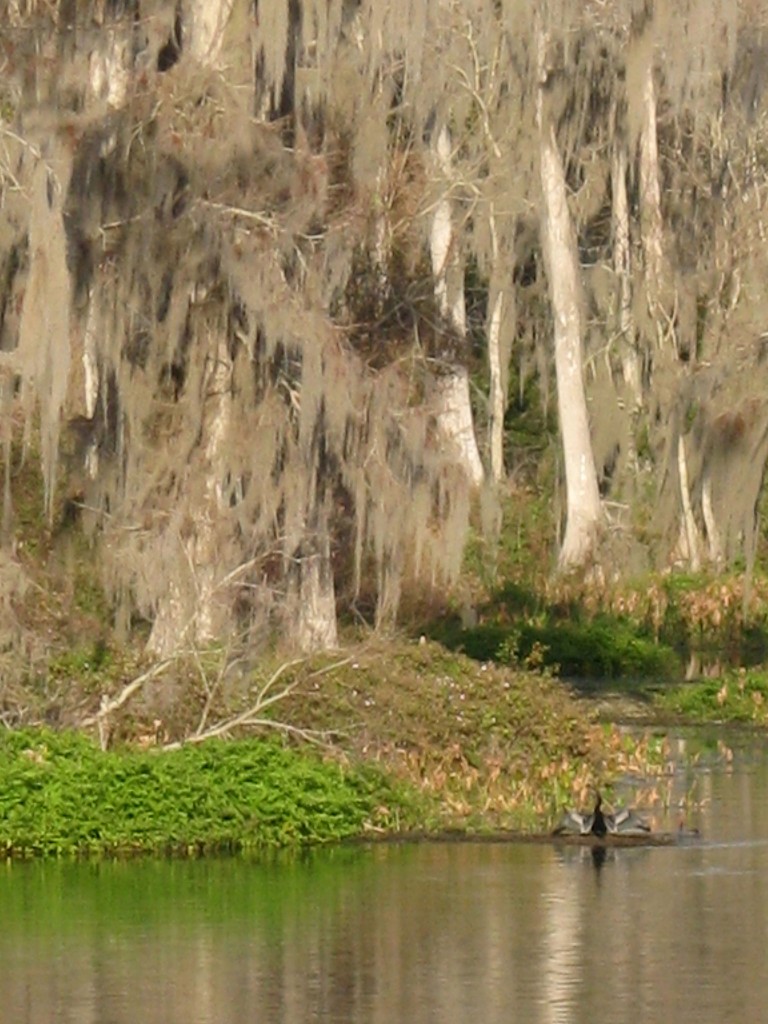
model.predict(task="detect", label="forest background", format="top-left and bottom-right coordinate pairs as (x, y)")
top-left (3, 0), bottom-right (768, 748)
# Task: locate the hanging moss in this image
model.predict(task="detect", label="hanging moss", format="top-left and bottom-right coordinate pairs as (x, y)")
top-left (4, 0), bottom-right (768, 659)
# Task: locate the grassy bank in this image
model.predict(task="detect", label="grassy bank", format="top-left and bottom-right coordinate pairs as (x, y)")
top-left (0, 640), bottom-right (671, 856)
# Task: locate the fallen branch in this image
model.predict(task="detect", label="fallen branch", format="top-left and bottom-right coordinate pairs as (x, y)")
top-left (79, 647), bottom-right (353, 753)
top-left (162, 655), bottom-right (353, 751)
top-left (81, 658), bottom-right (175, 749)
top-left (162, 718), bottom-right (337, 751)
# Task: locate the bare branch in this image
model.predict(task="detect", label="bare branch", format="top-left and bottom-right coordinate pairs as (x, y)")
top-left (81, 658), bottom-right (176, 749)
top-left (162, 654), bottom-right (355, 750)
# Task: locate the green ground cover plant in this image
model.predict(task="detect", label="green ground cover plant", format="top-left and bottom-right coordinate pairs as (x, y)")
top-left (0, 728), bottom-right (409, 856)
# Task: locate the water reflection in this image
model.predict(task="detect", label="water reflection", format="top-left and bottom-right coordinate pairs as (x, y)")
top-left (2, 732), bottom-right (768, 1024)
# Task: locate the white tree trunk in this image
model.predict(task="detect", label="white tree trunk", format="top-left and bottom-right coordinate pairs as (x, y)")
top-left (284, 474), bottom-right (339, 653)
top-left (87, 28), bottom-right (131, 109)
top-left (487, 207), bottom-right (510, 483)
top-left (433, 369), bottom-right (484, 487)
top-left (612, 144), bottom-right (642, 408)
top-left (701, 471), bottom-right (723, 566)
top-left (639, 58), bottom-right (665, 347)
top-left (429, 124), bottom-right (484, 488)
top-left (82, 287), bottom-right (101, 479)
top-left (147, 327), bottom-right (234, 656)
top-left (192, 331), bottom-right (234, 645)
top-left (537, 29), bottom-right (602, 569)
top-left (185, 0), bottom-right (235, 67)
top-left (430, 125), bottom-right (467, 333)
top-left (676, 433), bottom-right (701, 571)
top-left (294, 517), bottom-right (338, 652)
top-left (146, 578), bottom-right (189, 659)
top-left (487, 286), bottom-right (506, 482)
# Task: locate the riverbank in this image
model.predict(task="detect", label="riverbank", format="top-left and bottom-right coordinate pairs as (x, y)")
top-left (0, 638), bottom-right (672, 857)
top-left (4, 445), bottom-right (768, 854)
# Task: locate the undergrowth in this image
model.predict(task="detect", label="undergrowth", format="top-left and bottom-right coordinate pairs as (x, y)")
top-left (430, 611), bottom-right (680, 680)
top-left (430, 565), bottom-right (768, 682)
top-left (653, 669), bottom-right (768, 725)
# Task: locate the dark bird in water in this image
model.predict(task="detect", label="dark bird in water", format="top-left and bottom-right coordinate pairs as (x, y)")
top-left (553, 792), bottom-right (651, 838)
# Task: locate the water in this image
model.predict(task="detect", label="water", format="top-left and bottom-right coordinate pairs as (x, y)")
top-left (2, 730), bottom-right (767, 1024)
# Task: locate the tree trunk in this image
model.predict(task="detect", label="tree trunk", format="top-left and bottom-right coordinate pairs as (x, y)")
top-left (285, 472), bottom-right (339, 652)
top-left (292, 505), bottom-right (338, 652)
top-left (430, 125), bottom-right (468, 334)
top-left (537, 29), bottom-right (602, 569)
top-left (191, 330), bottom-right (235, 645)
top-left (147, 326), bottom-right (234, 656)
top-left (81, 287), bottom-right (101, 480)
top-left (612, 143), bottom-right (642, 409)
top-left (185, 0), bottom-right (235, 67)
top-left (285, 338), bottom-right (339, 653)
top-left (487, 208), bottom-right (511, 483)
top-left (433, 368), bottom-right (484, 488)
top-left (676, 433), bottom-right (701, 571)
top-left (638, 57), bottom-right (666, 348)
top-left (487, 286), bottom-right (507, 482)
top-left (701, 471), bottom-right (723, 567)
top-left (429, 124), bottom-right (484, 488)
top-left (87, 23), bottom-right (132, 108)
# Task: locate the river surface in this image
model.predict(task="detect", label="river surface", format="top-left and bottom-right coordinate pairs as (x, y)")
top-left (1, 729), bottom-right (767, 1024)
